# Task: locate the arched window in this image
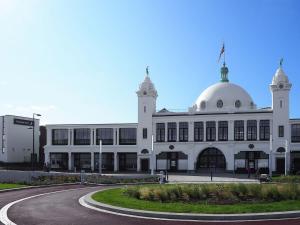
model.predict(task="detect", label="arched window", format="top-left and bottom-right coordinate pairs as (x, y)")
top-left (277, 147), bottom-right (285, 153)
top-left (141, 149), bottom-right (149, 154)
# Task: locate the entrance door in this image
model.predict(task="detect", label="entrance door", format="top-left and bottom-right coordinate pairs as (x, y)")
top-left (169, 152), bottom-right (178, 171)
top-left (276, 158), bottom-right (285, 174)
top-left (141, 159), bottom-right (149, 172)
top-left (197, 148), bottom-right (226, 171)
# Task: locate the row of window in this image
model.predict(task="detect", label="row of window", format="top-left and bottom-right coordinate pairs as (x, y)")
top-left (156, 120), bottom-right (271, 142)
top-left (51, 123), bottom-right (300, 145)
top-left (52, 128), bottom-right (137, 145)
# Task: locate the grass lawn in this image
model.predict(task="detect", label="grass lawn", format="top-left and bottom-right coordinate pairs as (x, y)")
top-left (0, 183), bottom-right (27, 190)
top-left (92, 187), bottom-right (300, 214)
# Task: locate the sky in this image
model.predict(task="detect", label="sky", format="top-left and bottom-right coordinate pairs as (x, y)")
top-left (0, 0), bottom-right (299, 125)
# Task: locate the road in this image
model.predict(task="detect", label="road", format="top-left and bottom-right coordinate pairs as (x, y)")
top-left (1, 185), bottom-right (300, 225)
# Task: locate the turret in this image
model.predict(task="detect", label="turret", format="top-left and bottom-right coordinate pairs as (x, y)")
top-left (270, 59), bottom-right (292, 172)
top-left (136, 67), bottom-right (157, 171)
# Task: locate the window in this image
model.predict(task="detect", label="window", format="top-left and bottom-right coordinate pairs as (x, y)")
top-left (74, 128), bottom-right (90, 145)
top-left (291, 124), bottom-right (300, 143)
top-left (194, 122), bottom-right (204, 142)
top-left (168, 122), bottom-right (177, 142)
top-left (234, 120), bottom-right (244, 141)
top-left (119, 128), bottom-right (137, 145)
top-left (247, 120), bottom-right (257, 140)
top-left (278, 126), bottom-right (284, 138)
top-left (259, 120), bottom-right (270, 141)
top-left (217, 100), bottom-right (223, 108)
top-left (218, 121), bottom-right (228, 141)
top-left (235, 100), bottom-right (242, 108)
top-left (52, 129), bottom-right (68, 145)
top-left (280, 100), bottom-right (283, 108)
top-left (143, 128), bottom-right (147, 139)
top-left (96, 128), bottom-right (113, 145)
top-left (179, 122), bottom-right (188, 142)
top-left (206, 121), bottom-right (216, 141)
top-left (156, 123), bottom-right (165, 142)
top-left (144, 106), bottom-right (146, 113)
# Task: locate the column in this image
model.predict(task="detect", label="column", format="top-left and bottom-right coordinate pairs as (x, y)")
top-left (68, 129), bottom-right (71, 145)
top-left (91, 152), bottom-right (94, 171)
top-left (203, 121), bottom-right (206, 142)
top-left (70, 129), bottom-right (73, 145)
top-left (187, 152), bottom-right (194, 171)
top-left (216, 121), bottom-right (218, 141)
top-left (44, 151), bottom-right (50, 165)
top-left (93, 128), bottom-right (97, 145)
top-left (228, 120), bottom-right (234, 141)
top-left (257, 120), bottom-right (260, 141)
top-left (90, 129), bottom-right (93, 146)
top-left (68, 152), bottom-right (72, 171)
top-left (188, 122), bottom-right (193, 142)
top-left (46, 127), bottom-right (51, 145)
top-left (176, 122), bottom-right (179, 142)
top-left (114, 152), bottom-right (118, 172)
top-left (116, 128), bottom-right (119, 145)
top-left (244, 120), bottom-right (247, 141)
top-left (165, 123), bottom-right (167, 142)
top-left (137, 156), bottom-right (141, 172)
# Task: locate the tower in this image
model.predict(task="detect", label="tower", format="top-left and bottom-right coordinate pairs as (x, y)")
top-left (270, 60), bottom-right (292, 172)
top-left (136, 67), bottom-right (158, 171)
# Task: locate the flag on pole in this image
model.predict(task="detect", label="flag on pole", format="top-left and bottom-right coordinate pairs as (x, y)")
top-left (218, 43), bottom-right (225, 62)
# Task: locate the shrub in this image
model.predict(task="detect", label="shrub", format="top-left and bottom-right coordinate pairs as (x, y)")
top-left (124, 183), bottom-right (300, 205)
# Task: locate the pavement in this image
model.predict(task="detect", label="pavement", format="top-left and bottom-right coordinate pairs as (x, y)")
top-left (166, 173), bottom-right (258, 183)
top-left (1, 184), bottom-right (300, 225)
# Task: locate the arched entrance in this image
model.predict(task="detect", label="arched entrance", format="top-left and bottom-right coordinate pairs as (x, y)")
top-left (196, 148), bottom-right (226, 171)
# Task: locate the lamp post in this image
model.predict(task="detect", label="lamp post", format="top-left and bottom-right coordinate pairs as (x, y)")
top-left (99, 139), bottom-right (102, 175)
top-left (32, 113), bottom-right (41, 171)
top-left (269, 134), bottom-right (273, 177)
top-left (151, 134), bottom-right (154, 175)
top-left (285, 139), bottom-right (289, 176)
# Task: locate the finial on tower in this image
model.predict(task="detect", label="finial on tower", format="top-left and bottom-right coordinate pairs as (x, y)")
top-left (279, 58), bottom-right (283, 68)
top-left (146, 66), bottom-right (149, 76)
top-left (220, 62), bottom-right (229, 82)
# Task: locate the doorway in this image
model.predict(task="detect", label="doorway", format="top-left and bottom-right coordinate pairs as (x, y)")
top-left (276, 158), bottom-right (285, 174)
top-left (141, 158), bottom-right (149, 172)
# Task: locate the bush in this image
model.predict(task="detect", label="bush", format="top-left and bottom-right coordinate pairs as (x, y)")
top-left (124, 183), bottom-right (300, 205)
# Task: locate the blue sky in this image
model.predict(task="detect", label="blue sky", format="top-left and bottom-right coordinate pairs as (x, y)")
top-left (0, 0), bottom-right (299, 124)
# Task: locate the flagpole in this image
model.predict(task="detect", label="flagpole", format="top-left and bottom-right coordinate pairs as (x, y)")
top-left (223, 43), bottom-right (226, 65)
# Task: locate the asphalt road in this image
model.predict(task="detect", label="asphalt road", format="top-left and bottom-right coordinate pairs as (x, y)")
top-left (2, 185), bottom-right (300, 225)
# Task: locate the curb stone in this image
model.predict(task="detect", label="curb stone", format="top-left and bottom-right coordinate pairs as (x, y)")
top-left (83, 189), bottom-right (300, 221)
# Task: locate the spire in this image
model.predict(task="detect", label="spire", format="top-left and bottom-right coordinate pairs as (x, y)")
top-left (220, 62), bottom-right (229, 82)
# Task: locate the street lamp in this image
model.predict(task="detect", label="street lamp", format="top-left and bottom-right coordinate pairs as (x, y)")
top-left (269, 134), bottom-right (273, 177)
top-left (32, 113), bottom-right (41, 171)
top-left (151, 134), bottom-right (154, 175)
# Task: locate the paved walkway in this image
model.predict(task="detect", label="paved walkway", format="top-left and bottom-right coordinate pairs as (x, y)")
top-left (167, 173), bottom-right (258, 183)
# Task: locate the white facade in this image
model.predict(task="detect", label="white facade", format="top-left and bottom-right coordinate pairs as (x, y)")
top-left (44, 64), bottom-right (300, 174)
top-left (0, 115), bottom-right (40, 163)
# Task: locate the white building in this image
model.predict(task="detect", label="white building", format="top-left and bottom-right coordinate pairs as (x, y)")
top-left (44, 63), bottom-right (300, 174)
top-left (0, 115), bottom-right (40, 163)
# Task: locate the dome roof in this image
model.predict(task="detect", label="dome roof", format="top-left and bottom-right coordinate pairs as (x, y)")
top-left (272, 68), bottom-right (289, 85)
top-left (195, 82), bottom-right (256, 112)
